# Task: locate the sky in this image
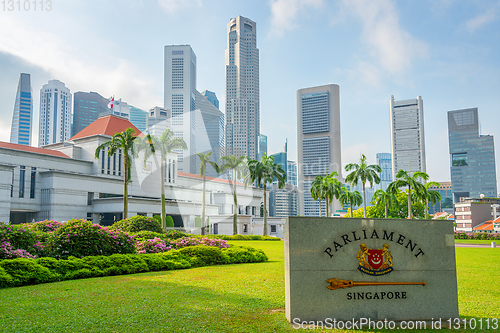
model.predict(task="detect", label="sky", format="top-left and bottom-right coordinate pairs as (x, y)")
top-left (0, 0), bottom-right (499, 189)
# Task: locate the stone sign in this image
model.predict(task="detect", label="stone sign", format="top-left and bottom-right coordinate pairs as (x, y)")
top-left (285, 217), bottom-right (459, 322)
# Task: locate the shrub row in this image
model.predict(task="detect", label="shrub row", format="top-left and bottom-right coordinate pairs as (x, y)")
top-left (0, 245), bottom-right (268, 289)
top-left (201, 234), bottom-right (281, 241)
top-left (454, 232), bottom-right (499, 240)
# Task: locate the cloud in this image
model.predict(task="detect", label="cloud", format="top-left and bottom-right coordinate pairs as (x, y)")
top-left (342, 0), bottom-right (428, 73)
top-left (269, 0), bottom-right (324, 37)
top-left (158, 0), bottom-right (201, 13)
top-left (0, 16), bottom-right (161, 111)
top-left (466, 12), bottom-right (497, 33)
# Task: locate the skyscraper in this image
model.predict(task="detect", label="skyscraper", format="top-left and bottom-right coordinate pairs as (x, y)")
top-left (10, 73), bottom-right (33, 146)
top-left (201, 90), bottom-right (219, 109)
top-left (376, 153), bottom-right (392, 190)
top-left (390, 96), bottom-right (426, 180)
top-left (164, 45), bottom-right (223, 175)
top-left (39, 80), bottom-right (72, 146)
top-left (129, 105), bottom-right (148, 133)
top-left (72, 91), bottom-right (109, 137)
top-left (225, 16), bottom-right (260, 160)
top-left (258, 134), bottom-right (267, 160)
top-left (448, 108), bottom-right (497, 201)
top-left (297, 84), bottom-right (342, 216)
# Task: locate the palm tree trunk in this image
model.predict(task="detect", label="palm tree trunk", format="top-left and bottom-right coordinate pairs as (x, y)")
top-left (325, 197), bottom-right (330, 217)
top-left (263, 183), bottom-right (267, 236)
top-left (201, 173), bottom-right (206, 236)
top-left (408, 185), bottom-right (412, 219)
top-left (425, 198), bottom-right (429, 220)
top-left (362, 183), bottom-right (367, 218)
top-left (318, 199), bottom-right (322, 217)
top-left (350, 201), bottom-right (353, 218)
top-left (385, 203), bottom-right (388, 219)
top-left (123, 154), bottom-right (128, 219)
top-left (160, 158), bottom-right (166, 230)
top-left (232, 169), bottom-right (237, 235)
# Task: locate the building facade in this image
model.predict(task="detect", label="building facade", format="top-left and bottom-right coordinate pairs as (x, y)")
top-left (129, 106), bottom-right (148, 133)
top-left (269, 183), bottom-right (297, 218)
top-left (39, 80), bottom-right (72, 146)
top-left (428, 181), bottom-right (453, 214)
top-left (297, 84), bottom-right (342, 216)
top-left (448, 108), bottom-right (497, 202)
top-left (225, 16), bottom-right (260, 160)
top-left (10, 73), bottom-right (33, 146)
top-left (1, 115), bottom-right (263, 227)
top-left (376, 153), bottom-right (392, 190)
top-left (390, 96), bottom-right (426, 180)
top-left (72, 91), bottom-right (109, 137)
top-left (147, 106), bottom-right (170, 137)
top-left (287, 160), bottom-right (298, 187)
top-left (201, 90), bottom-right (219, 109)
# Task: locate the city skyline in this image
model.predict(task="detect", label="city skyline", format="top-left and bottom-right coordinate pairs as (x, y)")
top-left (0, 1), bottom-right (499, 187)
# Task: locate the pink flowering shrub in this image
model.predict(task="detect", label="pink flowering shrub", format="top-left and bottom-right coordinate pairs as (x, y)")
top-left (0, 241), bottom-right (38, 259)
top-left (21, 220), bottom-right (64, 233)
top-left (135, 237), bottom-right (172, 254)
top-left (455, 231), bottom-right (499, 240)
top-left (49, 219), bottom-right (135, 259)
top-left (171, 237), bottom-right (229, 250)
top-left (0, 225), bottom-right (40, 259)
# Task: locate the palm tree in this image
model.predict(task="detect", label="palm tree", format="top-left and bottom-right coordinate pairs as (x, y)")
top-left (142, 128), bottom-right (187, 230)
top-left (248, 154), bottom-right (286, 236)
top-left (196, 152), bottom-right (219, 235)
top-left (373, 188), bottom-right (399, 218)
top-left (422, 181), bottom-right (442, 219)
top-left (389, 169), bottom-right (428, 219)
top-left (345, 154), bottom-right (382, 218)
top-left (310, 175), bottom-right (325, 217)
top-left (95, 128), bottom-right (147, 219)
top-left (219, 155), bottom-right (248, 235)
top-left (339, 187), bottom-right (363, 218)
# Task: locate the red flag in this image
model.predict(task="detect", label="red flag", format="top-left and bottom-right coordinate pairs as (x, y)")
top-left (107, 97), bottom-right (115, 109)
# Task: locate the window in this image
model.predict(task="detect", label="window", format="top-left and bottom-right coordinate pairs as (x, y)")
top-left (87, 192), bottom-right (94, 205)
top-left (19, 166), bottom-right (25, 198)
top-left (452, 153), bottom-right (467, 166)
top-left (243, 224), bottom-right (248, 233)
top-left (10, 169), bottom-right (14, 198)
top-left (30, 167), bottom-right (36, 198)
top-left (270, 225), bottom-right (277, 233)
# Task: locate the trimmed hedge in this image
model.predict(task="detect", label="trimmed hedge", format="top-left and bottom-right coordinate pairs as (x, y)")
top-left (0, 245), bottom-right (268, 289)
top-left (201, 234), bottom-right (281, 241)
top-left (110, 215), bottom-right (163, 233)
top-left (454, 232), bottom-right (499, 240)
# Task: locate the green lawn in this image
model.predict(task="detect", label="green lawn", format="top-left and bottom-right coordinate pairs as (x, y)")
top-left (0, 241), bottom-right (498, 332)
top-left (455, 239), bottom-right (499, 245)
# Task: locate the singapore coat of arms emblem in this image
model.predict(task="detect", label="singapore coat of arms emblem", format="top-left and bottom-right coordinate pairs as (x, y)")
top-left (356, 243), bottom-right (393, 276)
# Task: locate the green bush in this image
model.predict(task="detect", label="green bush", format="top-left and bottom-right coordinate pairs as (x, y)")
top-left (0, 258), bottom-right (60, 286)
top-left (201, 234), bottom-right (281, 241)
top-left (49, 219), bottom-right (135, 259)
top-left (166, 216), bottom-right (175, 228)
top-left (0, 245), bottom-right (267, 289)
top-left (165, 230), bottom-right (190, 240)
top-left (0, 225), bottom-right (39, 255)
top-left (178, 246), bottom-right (230, 267)
top-left (132, 231), bottom-right (167, 241)
top-left (111, 215), bottom-right (163, 233)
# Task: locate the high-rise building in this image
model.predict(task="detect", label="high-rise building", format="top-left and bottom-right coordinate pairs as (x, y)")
top-left (129, 105), bottom-right (148, 133)
top-left (10, 73), bottom-right (33, 146)
top-left (72, 91), bottom-right (109, 137)
top-left (164, 45), bottom-right (223, 175)
top-left (448, 108), bottom-right (497, 201)
top-left (297, 84), bottom-right (342, 216)
top-left (390, 96), bottom-right (426, 180)
top-left (287, 160), bottom-right (298, 187)
top-left (147, 106), bottom-right (170, 137)
top-left (39, 80), bottom-right (72, 146)
top-left (225, 16), bottom-right (260, 160)
top-left (269, 183), bottom-right (298, 217)
top-left (428, 181), bottom-right (453, 214)
top-left (258, 134), bottom-right (267, 160)
top-left (201, 90), bottom-right (219, 109)
top-left (376, 153), bottom-right (392, 190)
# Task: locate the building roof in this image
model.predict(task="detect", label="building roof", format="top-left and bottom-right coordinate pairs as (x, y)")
top-left (70, 115), bottom-right (143, 140)
top-left (473, 221), bottom-right (494, 231)
top-left (178, 171), bottom-right (244, 186)
top-left (0, 141), bottom-right (70, 158)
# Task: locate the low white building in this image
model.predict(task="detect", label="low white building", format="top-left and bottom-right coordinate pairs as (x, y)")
top-left (1, 115), bottom-right (265, 228)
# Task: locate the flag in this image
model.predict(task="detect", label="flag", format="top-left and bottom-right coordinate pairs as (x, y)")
top-left (108, 97), bottom-right (115, 109)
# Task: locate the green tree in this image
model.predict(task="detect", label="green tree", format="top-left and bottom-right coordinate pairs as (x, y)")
top-left (142, 128), bottom-right (187, 230)
top-left (422, 181), bottom-right (442, 219)
top-left (339, 187), bottom-right (363, 218)
top-left (95, 128), bottom-right (148, 219)
top-left (310, 175), bottom-right (325, 217)
top-left (219, 155), bottom-right (248, 235)
top-left (311, 172), bottom-right (341, 217)
top-left (373, 188), bottom-right (399, 218)
top-left (345, 154), bottom-right (382, 218)
top-left (389, 170), bottom-right (428, 219)
top-left (196, 152), bottom-right (219, 235)
top-left (248, 154), bottom-right (286, 236)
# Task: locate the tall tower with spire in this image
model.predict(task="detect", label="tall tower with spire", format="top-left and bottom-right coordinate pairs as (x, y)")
top-left (10, 73), bottom-right (33, 146)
